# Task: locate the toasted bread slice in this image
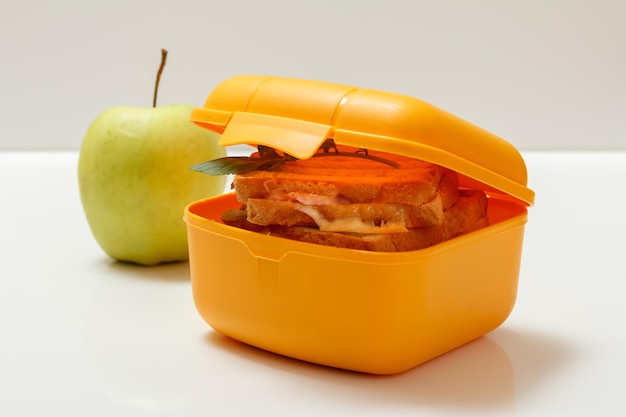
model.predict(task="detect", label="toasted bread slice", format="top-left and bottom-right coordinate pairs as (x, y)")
top-left (233, 150), bottom-right (448, 206)
top-left (222, 190), bottom-right (489, 252)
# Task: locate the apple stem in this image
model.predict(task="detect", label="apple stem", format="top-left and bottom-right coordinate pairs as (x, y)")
top-left (153, 49), bottom-right (168, 107)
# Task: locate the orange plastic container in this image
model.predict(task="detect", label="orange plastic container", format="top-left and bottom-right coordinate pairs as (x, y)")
top-left (184, 75), bottom-right (534, 374)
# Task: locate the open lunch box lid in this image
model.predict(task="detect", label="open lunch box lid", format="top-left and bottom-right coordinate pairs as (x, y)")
top-left (190, 75), bottom-right (535, 206)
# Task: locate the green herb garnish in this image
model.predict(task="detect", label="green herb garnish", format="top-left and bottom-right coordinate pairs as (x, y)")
top-left (190, 139), bottom-right (399, 176)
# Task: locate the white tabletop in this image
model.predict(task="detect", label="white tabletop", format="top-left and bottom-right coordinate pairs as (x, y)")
top-left (1, 151), bottom-right (625, 416)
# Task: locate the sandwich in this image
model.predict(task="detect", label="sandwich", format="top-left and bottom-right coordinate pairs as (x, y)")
top-left (192, 141), bottom-right (489, 252)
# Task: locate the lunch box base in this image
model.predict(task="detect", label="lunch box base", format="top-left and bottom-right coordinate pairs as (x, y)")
top-left (185, 193), bottom-right (527, 375)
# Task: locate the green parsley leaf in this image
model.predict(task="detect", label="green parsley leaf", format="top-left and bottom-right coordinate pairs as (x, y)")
top-left (189, 140), bottom-right (399, 176)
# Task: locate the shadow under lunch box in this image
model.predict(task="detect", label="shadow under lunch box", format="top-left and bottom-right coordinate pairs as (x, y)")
top-left (184, 75), bottom-right (534, 375)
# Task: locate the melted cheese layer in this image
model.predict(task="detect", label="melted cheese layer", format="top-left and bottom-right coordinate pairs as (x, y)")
top-left (295, 204), bottom-right (408, 234)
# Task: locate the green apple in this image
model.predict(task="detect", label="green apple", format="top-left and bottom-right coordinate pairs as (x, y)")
top-left (78, 103), bottom-right (226, 265)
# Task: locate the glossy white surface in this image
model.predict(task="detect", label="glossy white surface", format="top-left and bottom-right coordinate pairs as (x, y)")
top-left (1, 151), bottom-right (625, 416)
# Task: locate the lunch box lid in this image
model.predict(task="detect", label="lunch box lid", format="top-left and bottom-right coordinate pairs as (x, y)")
top-left (190, 75), bottom-right (534, 206)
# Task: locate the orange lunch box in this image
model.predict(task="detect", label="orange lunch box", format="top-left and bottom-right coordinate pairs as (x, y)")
top-left (184, 75), bottom-right (534, 374)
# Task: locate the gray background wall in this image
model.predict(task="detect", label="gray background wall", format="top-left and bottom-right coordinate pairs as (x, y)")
top-left (1, 0), bottom-right (624, 151)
